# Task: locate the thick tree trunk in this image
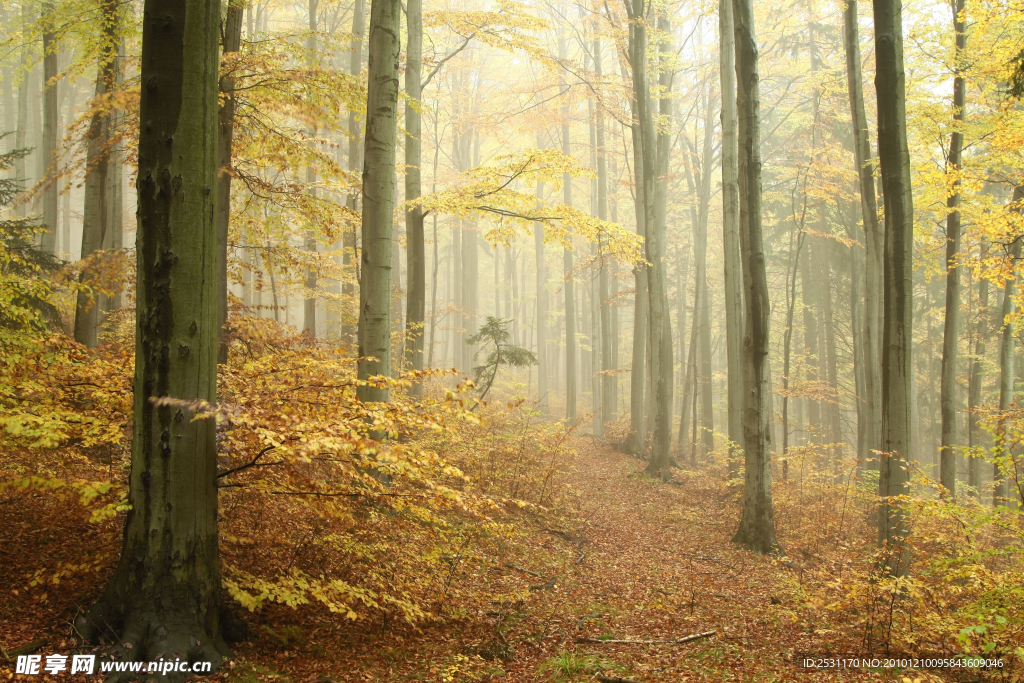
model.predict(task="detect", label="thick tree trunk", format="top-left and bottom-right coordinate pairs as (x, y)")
top-left (873, 0), bottom-right (915, 574)
top-left (720, 0), bottom-right (744, 475)
top-left (216, 0), bottom-right (244, 363)
top-left (39, 0), bottom-right (58, 254)
top-left (843, 0), bottom-right (883, 464)
top-left (356, 0), bottom-right (401, 404)
top-left (73, 0), bottom-right (120, 348)
top-left (731, 0), bottom-right (777, 553)
top-left (77, 0), bottom-right (236, 664)
top-left (967, 266), bottom-right (988, 494)
top-left (404, 0), bottom-right (424, 395)
top-left (939, 0), bottom-right (967, 497)
top-left (626, 122), bottom-right (647, 455)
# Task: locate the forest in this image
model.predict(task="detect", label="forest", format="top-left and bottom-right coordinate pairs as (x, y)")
top-left (0, 0), bottom-right (1023, 676)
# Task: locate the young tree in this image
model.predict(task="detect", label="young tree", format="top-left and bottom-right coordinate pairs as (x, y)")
top-left (720, 0), bottom-right (744, 474)
top-left (73, 0), bottom-right (121, 348)
top-left (76, 0), bottom-right (238, 662)
top-left (216, 0), bottom-right (245, 363)
top-left (872, 0), bottom-right (915, 575)
top-left (356, 0), bottom-right (401, 404)
top-left (404, 0), bottom-right (425, 396)
top-left (39, 0), bottom-right (58, 255)
top-left (939, 0), bottom-right (968, 497)
top-left (842, 0), bottom-right (882, 465)
top-left (994, 188), bottom-right (1024, 505)
top-left (731, 0), bottom-right (777, 554)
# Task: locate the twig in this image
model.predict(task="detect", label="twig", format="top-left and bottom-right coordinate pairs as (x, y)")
top-left (595, 675), bottom-right (641, 683)
top-left (503, 562), bottom-right (543, 578)
top-left (577, 630), bottom-right (716, 645)
top-left (216, 445), bottom-right (278, 479)
top-left (2, 639), bottom-right (47, 660)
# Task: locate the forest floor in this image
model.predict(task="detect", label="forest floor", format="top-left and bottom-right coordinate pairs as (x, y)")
top-left (2, 440), bottom-right (945, 682)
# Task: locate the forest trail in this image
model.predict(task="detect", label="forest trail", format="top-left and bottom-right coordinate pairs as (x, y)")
top-left (1, 439), bottom-right (877, 683)
top-left (226, 440), bottom-right (867, 683)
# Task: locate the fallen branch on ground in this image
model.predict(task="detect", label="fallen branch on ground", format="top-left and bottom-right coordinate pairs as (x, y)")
top-left (578, 630), bottom-right (716, 645)
top-left (595, 675), bottom-right (641, 683)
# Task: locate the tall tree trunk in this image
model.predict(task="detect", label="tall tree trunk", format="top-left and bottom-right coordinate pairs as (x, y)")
top-left (77, 0), bottom-right (235, 659)
top-left (216, 0), bottom-right (244, 363)
top-left (696, 94), bottom-right (715, 459)
top-left (535, 173), bottom-right (549, 413)
top-left (73, 0), bottom-right (120, 348)
top-left (356, 0), bottom-right (401, 404)
top-left (994, 189), bottom-right (1024, 504)
top-left (302, 0), bottom-right (319, 337)
top-left (595, 36), bottom-right (615, 425)
top-left (939, 0), bottom-right (967, 497)
top-left (800, 238), bottom-right (820, 436)
top-left (873, 0), bottom-right (915, 574)
top-left (404, 0), bottom-right (424, 395)
top-left (342, 0), bottom-right (365, 342)
top-left (731, 0), bottom-right (777, 553)
top-left (625, 121), bottom-right (647, 453)
top-left (39, 0), bottom-right (58, 254)
top-left (628, 2), bottom-right (672, 473)
top-left (720, 0), bottom-right (744, 475)
top-left (560, 31), bottom-right (577, 423)
top-left (844, 0), bottom-right (883, 465)
top-left (967, 263), bottom-right (988, 495)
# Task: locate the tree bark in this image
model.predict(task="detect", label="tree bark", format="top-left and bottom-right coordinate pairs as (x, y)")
top-left (356, 0), bottom-right (401, 404)
top-left (873, 0), bottom-right (915, 574)
top-left (731, 0), bottom-right (777, 553)
top-left (77, 0), bottom-right (235, 662)
top-left (341, 0), bottom-right (365, 343)
top-left (720, 0), bottom-right (744, 475)
top-left (967, 263), bottom-right (988, 495)
top-left (628, 2), bottom-right (672, 473)
top-left (302, 0), bottom-right (319, 338)
top-left (994, 189), bottom-right (1024, 505)
top-left (939, 0), bottom-right (967, 497)
top-left (843, 0), bottom-right (883, 465)
top-left (559, 29), bottom-right (577, 422)
top-left (216, 0), bottom-right (244, 363)
top-left (39, 1), bottom-right (58, 254)
top-left (404, 0), bottom-right (425, 395)
top-left (73, 0), bottom-right (120, 348)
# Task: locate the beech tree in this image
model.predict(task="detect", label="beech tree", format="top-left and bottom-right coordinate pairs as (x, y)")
top-left (356, 0), bottom-right (401, 403)
top-left (730, 0), bottom-right (777, 553)
top-left (872, 0), bottom-right (915, 575)
top-left (76, 0), bottom-right (239, 662)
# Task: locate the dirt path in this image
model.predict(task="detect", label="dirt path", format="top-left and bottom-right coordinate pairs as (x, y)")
top-left (2, 441), bottom-right (883, 682)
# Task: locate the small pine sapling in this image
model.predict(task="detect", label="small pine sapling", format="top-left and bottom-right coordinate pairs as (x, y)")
top-left (466, 316), bottom-right (537, 407)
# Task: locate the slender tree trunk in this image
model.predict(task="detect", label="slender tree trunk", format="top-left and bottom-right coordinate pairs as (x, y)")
top-left (873, 0), bottom-right (915, 574)
top-left (404, 0), bottom-right (425, 395)
top-left (939, 0), bottom-right (967, 497)
top-left (628, 3), bottom-right (672, 473)
top-left (73, 0), bottom-right (120, 348)
top-left (216, 0), bottom-right (244, 363)
top-left (720, 0), bottom-right (744, 475)
top-left (302, 0), bottom-right (319, 337)
top-left (558, 31), bottom-right (577, 421)
top-left (535, 176), bottom-right (549, 413)
top-left (696, 94), bottom-right (715, 459)
top-left (356, 0), bottom-right (401, 404)
top-left (39, 0), bottom-right (58, 254)
top-left (77, 0), bottom-right (236, 659)
top-left (967, 263), bottom-right (988, 494)
top-left (341, 0), bottom-right (365, 342)
top-left (731, 0), bottom-right (777, 553)
top-left (994, 190), bottom-right (1024, 504)
top-left (844, 0), bottom-right (883, 464)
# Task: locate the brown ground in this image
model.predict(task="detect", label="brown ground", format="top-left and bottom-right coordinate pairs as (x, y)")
top-left (1, 441), bottom-right (932, 682)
